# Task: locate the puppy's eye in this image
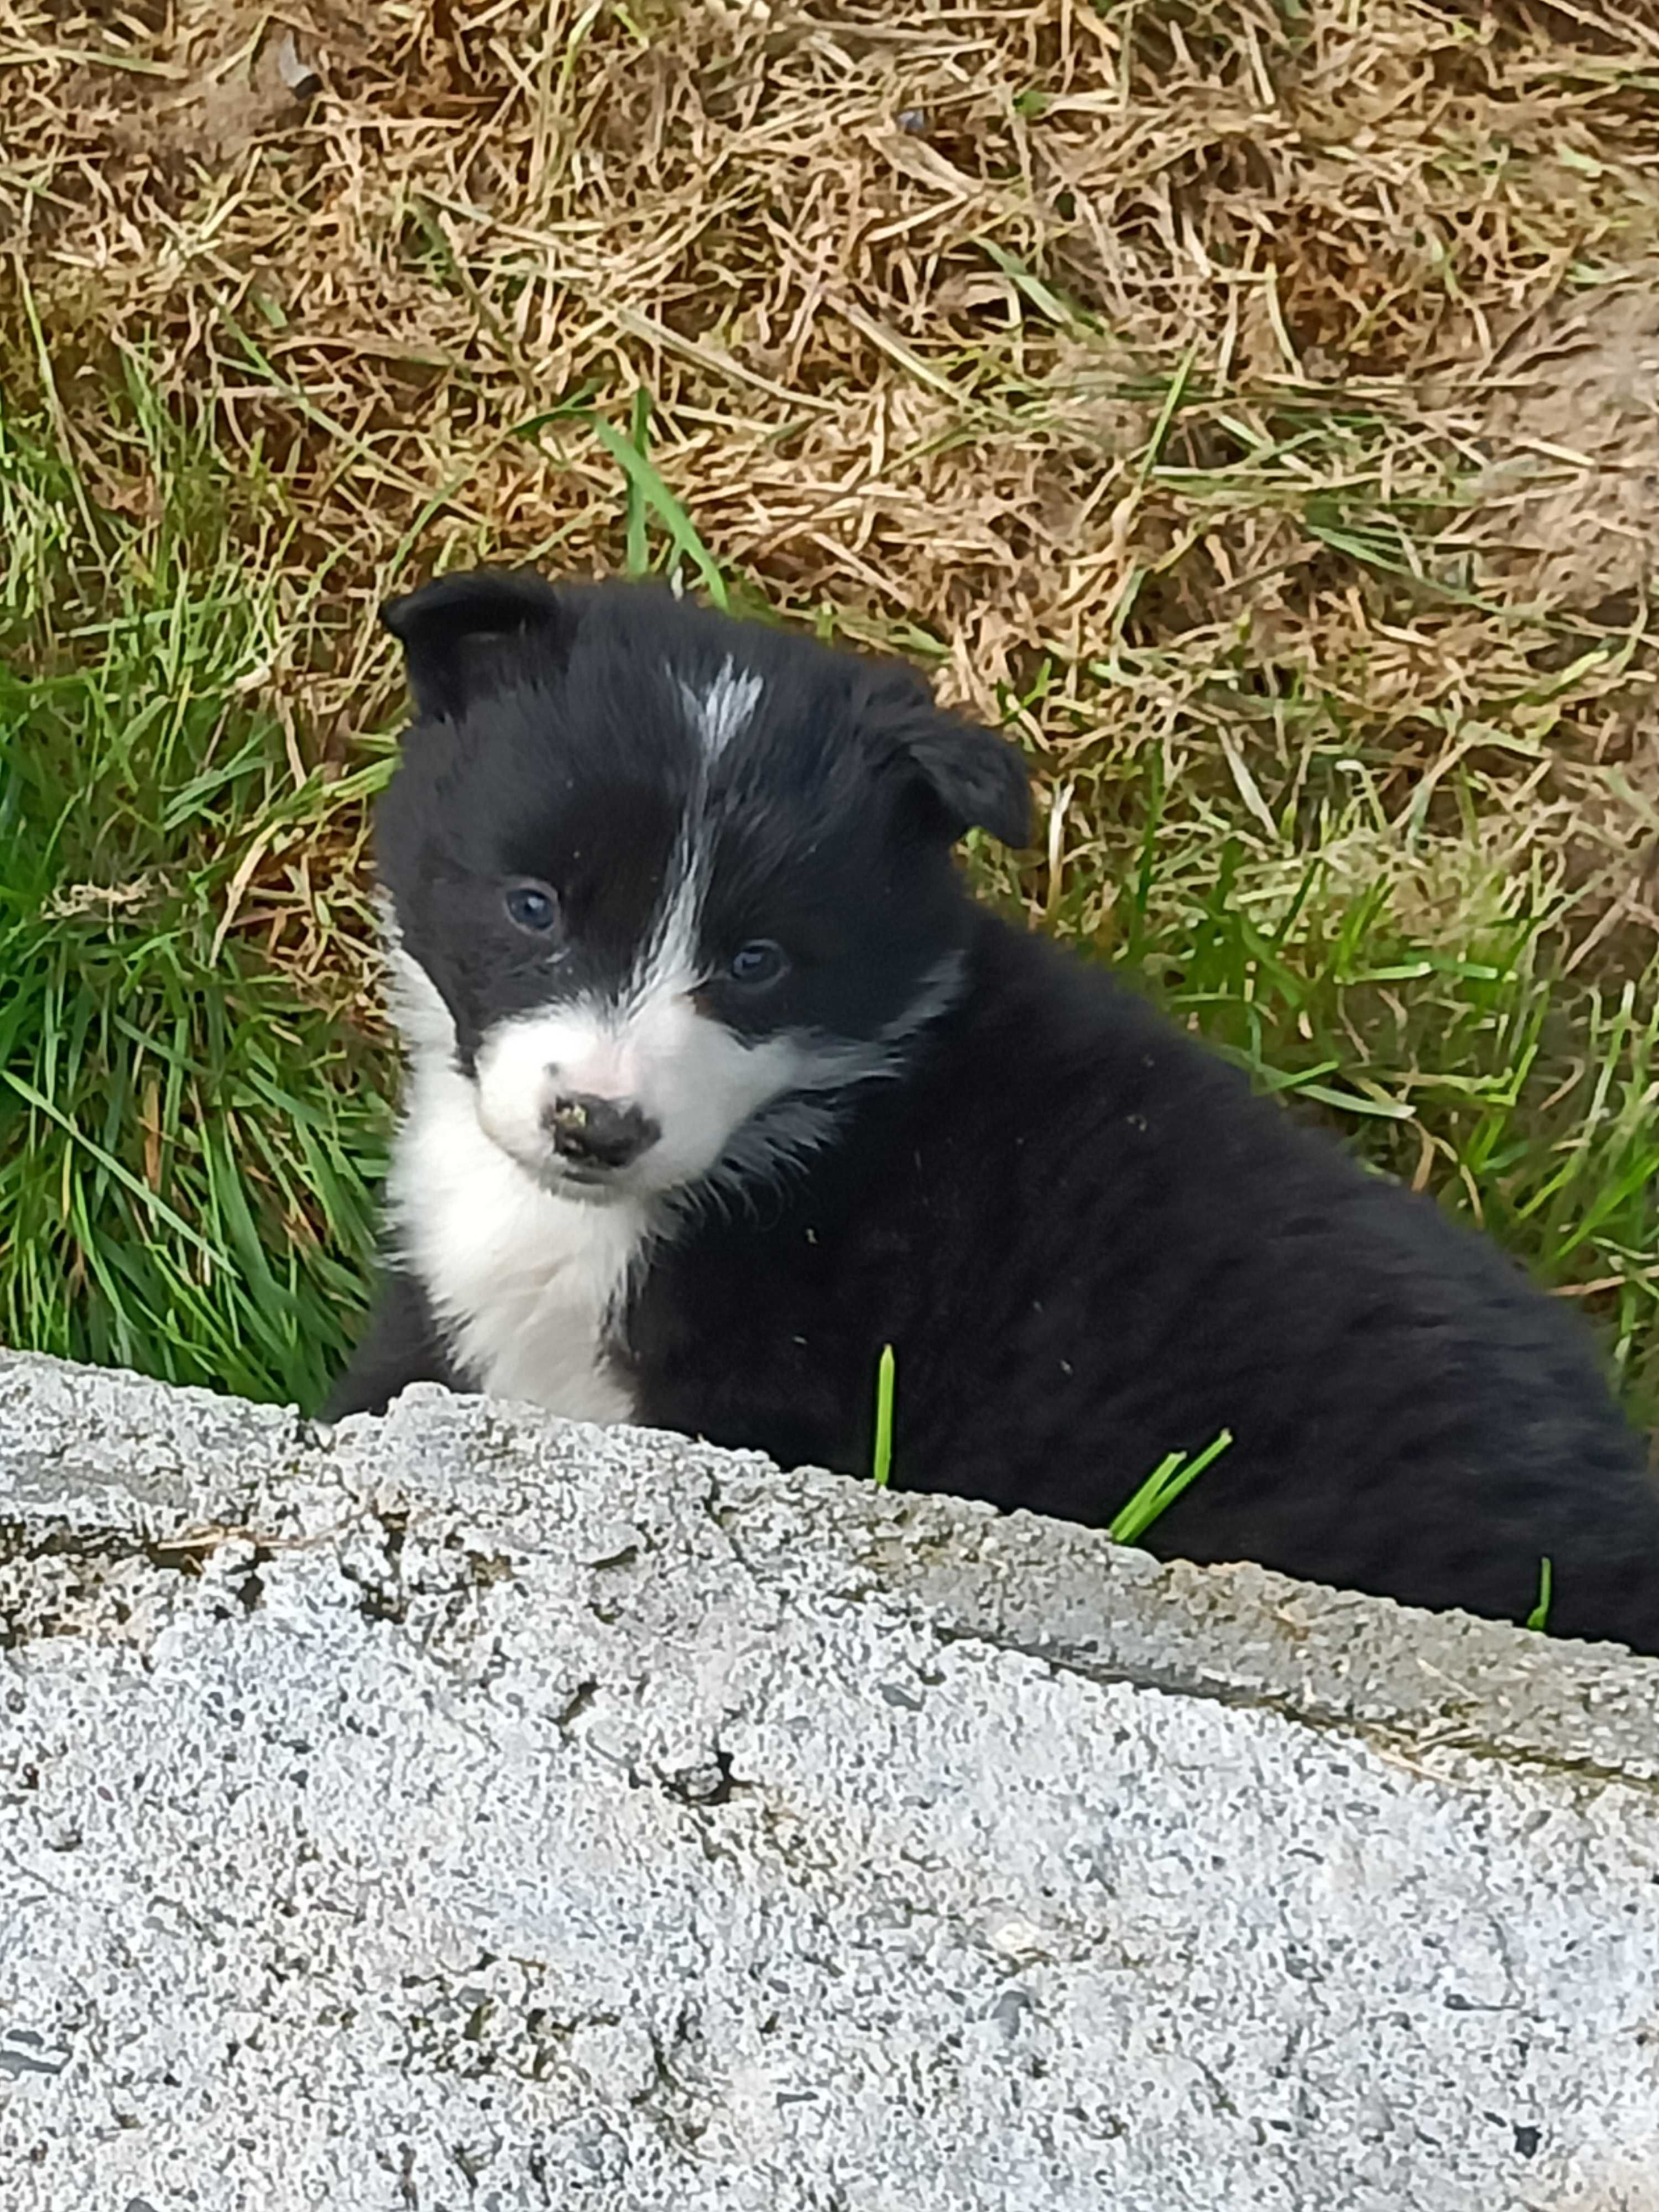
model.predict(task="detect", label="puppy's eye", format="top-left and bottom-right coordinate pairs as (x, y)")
top-left (504, 881), bottom-right (559, 934)
top-left (727, 939), bottom-right (787, 987)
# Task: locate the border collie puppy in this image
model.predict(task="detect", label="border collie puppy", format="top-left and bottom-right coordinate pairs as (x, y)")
top-left (325, 568), bottom-right (1659, 1655)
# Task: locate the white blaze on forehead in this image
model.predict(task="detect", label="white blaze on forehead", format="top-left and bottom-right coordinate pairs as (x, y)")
top-left (474, 743), bottom-right (812, 1191)
top-left (473, 833), bottom-right (780, 1190)
top-left (677, 658), bottom-right (764, 761)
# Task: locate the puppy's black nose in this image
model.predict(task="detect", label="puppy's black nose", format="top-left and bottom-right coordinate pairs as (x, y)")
top-left (544, 1092), bottom-right (660, 1171)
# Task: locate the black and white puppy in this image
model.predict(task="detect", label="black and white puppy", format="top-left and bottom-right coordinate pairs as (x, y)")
top-left (326, 568), bottom-right (1659, 1655)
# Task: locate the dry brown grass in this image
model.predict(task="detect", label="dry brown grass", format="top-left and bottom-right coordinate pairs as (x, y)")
top-left (6, 0), bottom-right (1659, 1400)
top-left (6, 2), bottom-right (1658, 721)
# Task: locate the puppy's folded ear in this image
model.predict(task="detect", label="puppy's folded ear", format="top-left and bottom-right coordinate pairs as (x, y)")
top-left (382, 569), bottom-right (576, 722)
top-left (862, 669), bottom-right (1032, 847)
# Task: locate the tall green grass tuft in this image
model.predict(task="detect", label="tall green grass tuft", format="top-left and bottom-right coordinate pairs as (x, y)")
top-left (0, 368), bottom-right (390, 1407)
top-left (1108, 1430), bottom-right (1235, 1548)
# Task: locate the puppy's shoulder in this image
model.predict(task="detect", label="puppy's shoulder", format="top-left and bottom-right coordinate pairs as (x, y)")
top-left (952, 915), bottom-right (1253, 1111)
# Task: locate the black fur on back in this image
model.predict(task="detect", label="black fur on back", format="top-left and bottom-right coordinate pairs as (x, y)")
top-left (631, 915), bottom-right (1659, 1649)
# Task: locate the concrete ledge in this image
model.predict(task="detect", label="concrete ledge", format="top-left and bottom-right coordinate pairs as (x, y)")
top-left (2, 1348), bottom-right (1657, 2210)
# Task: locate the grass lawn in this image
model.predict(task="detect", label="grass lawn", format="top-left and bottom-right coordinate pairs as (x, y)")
top-left (2, 0), bottom-right (1658, 1425)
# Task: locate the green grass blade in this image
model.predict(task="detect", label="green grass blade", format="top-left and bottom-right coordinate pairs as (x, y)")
top-left (587, 415), bottom-right (728, 606)
top-left (1110, 1428), bottom-right (1234, 1547)
top-left (1525, 1557), bottom-right (1553, 1633)
top-left (872, 1342), bottom-right (896, 1489)
top-left (624, 387), bottom-right (653, 577)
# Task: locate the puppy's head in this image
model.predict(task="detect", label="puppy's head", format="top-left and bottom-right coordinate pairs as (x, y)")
top-left (375, 568), bottom-right (1030, 1206)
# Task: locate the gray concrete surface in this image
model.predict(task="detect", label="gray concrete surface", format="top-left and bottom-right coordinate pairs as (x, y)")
top-left (1, 1347), bottom-right (1657, 2211)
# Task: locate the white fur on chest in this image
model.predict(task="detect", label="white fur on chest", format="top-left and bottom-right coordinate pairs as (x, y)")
top-left (389, 1055), bottom-right (646, 1423)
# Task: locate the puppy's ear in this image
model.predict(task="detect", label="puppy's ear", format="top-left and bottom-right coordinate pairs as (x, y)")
top-left (863, 670), bottom-right (1032, 847)
top-left (381, 569), bottom-right (575, 722)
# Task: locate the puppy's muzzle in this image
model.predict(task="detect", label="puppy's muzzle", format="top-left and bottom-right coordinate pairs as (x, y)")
top-left (542, 1092), bottom-right (660, 1172)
